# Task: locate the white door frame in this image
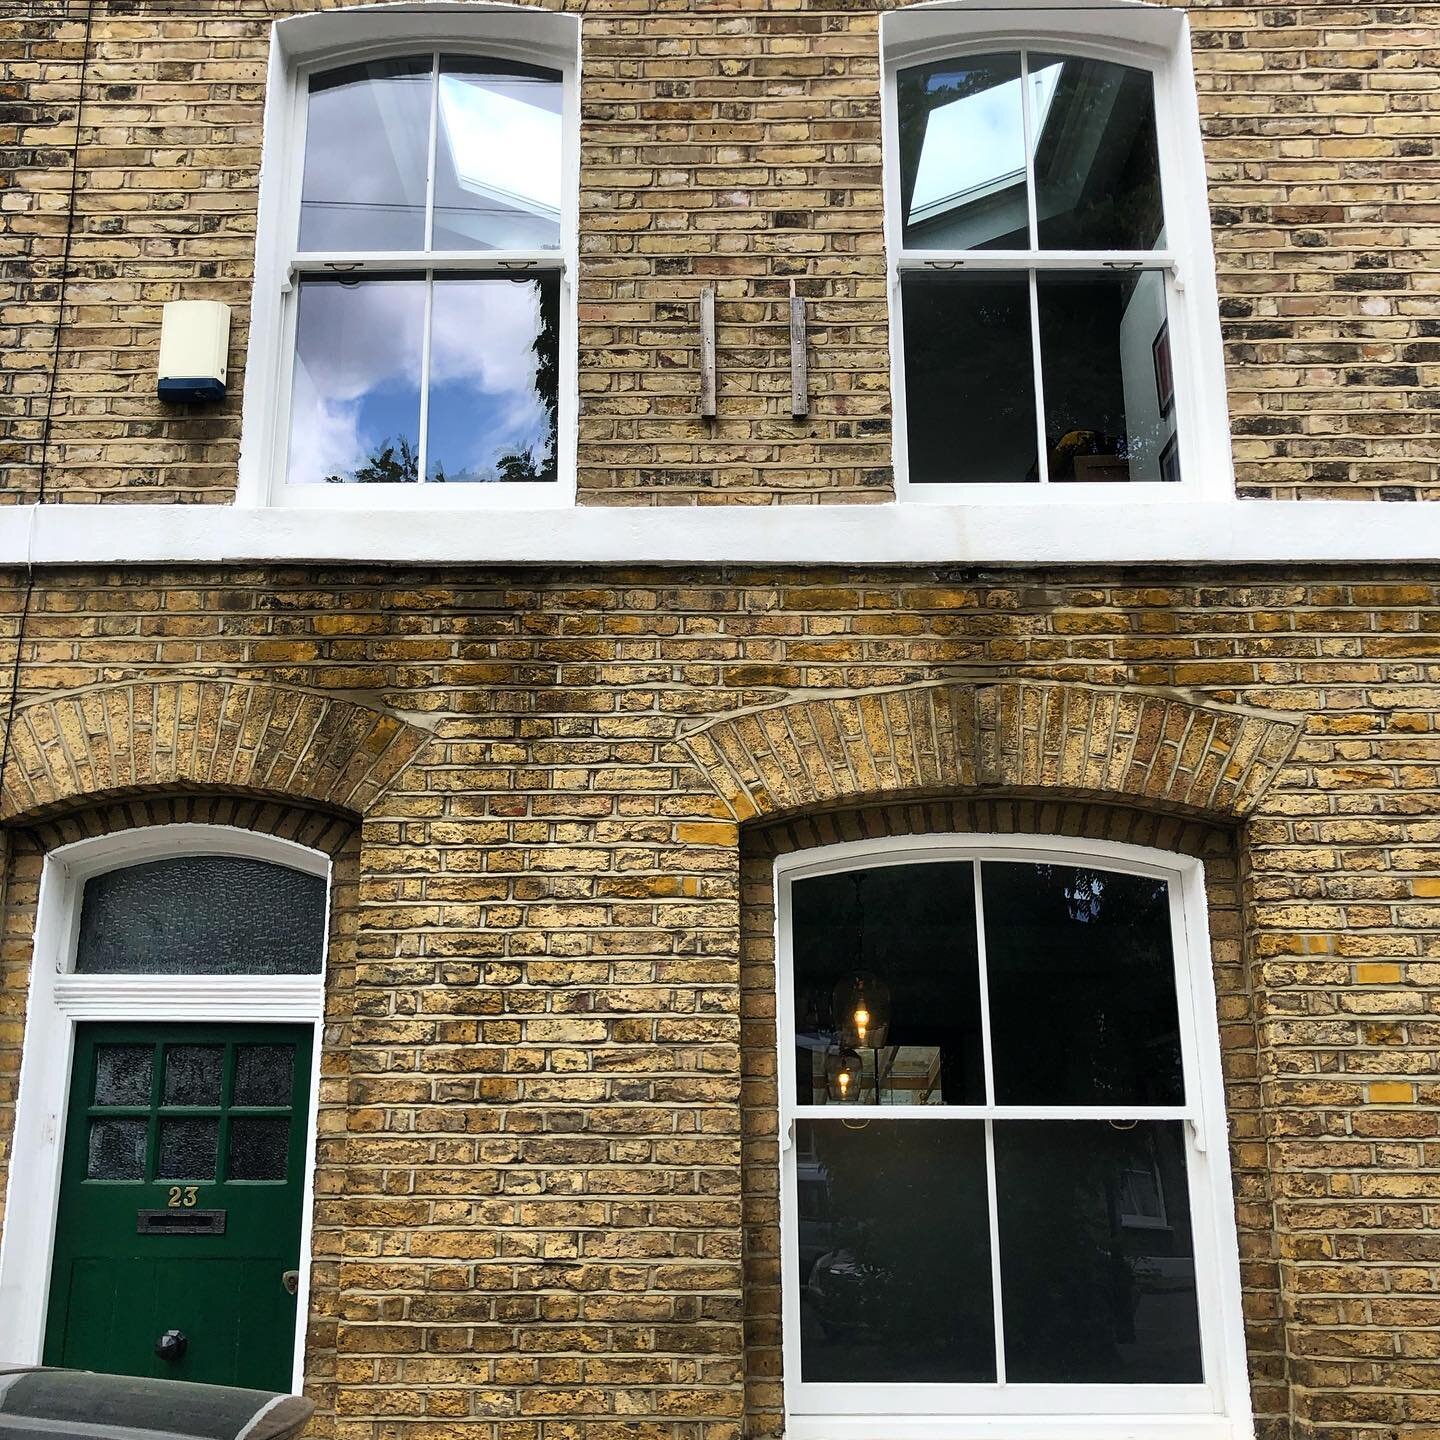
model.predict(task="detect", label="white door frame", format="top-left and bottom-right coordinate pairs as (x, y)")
top-left (0, 823), bottom-right (331, 1394)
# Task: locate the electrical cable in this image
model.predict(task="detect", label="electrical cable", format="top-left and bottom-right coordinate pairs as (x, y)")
top-left (0, 0), bottom-right (95, 823)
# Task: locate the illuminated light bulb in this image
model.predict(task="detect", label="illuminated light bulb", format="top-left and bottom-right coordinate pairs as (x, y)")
top-left (825, 1046), bottom-right (863, 1102)
top-left (833, 971), bottom-right (890, 1051)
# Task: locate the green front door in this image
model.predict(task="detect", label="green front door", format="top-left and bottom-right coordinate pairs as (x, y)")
top-left (44, 1023), bottom-right (313, 1391)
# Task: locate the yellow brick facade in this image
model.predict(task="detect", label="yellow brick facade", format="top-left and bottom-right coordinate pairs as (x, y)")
top-left (2, 1), bottom-right (1440, 1438)
top-left (3, 1), bottom-right (1436, 502)
top-left (0, 574), bottom-right (1437, 1440)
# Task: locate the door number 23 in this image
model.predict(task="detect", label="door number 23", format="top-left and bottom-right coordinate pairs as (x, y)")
top-left (166, 1186), bottom-right (199, 1208)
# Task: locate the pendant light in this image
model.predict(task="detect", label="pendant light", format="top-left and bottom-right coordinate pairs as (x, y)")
top-left (825, 1046), bottom-right (864, 1102)
top-left (832, 970), bottom-right (891, 1051)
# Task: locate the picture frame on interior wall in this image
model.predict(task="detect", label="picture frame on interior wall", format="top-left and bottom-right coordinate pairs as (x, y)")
top-left (1153, 320), bottom-right (1174, 418)
top-left (0, 824), bottom-right (330, 1394)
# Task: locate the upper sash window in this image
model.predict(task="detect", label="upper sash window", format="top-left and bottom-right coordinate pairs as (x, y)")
top-left (287, 54), bottom-right (562, 489)
top-left (884, 11), bottom-right (1232, 503)
top-left (241, 11), bottom-right (578, 509)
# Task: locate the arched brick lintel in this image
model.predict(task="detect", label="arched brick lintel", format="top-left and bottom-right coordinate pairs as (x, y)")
top-left (680, 680), bottom-right (1304, 824)
top-left (0, 677), bottom-right (434, 822)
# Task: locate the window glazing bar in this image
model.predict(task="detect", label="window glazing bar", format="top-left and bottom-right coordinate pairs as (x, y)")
top-left (784, 1104), bottom-right (1198, 1121)
top-left (290, 252), bottom-right (566, 274)
top-left (897, 252), bottom-right (1175, 271)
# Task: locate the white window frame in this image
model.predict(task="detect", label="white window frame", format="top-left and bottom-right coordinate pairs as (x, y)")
top-left (238, 2), bottom-right (581, 509)
top-left (882, 0), bottom-right (1234, 505)
top-left (775, 833), bottom-right (1255, 1440)
top-left (0, 824), bottom-right (331, 1394)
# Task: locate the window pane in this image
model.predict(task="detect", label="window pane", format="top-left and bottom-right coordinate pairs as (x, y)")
top-left (902, 272), bottom-right (1037, 484)
top-left (288, 276), bottom-right (426, 486)
top-left (300, 57), bottom-right (433, 252)
top-left (898, 54), bottom-right (1029, 251)
top-left (1034, 54), bottom-right (1164, 251)
top-left (435, 58), bottom-right (563, 251)
top-left (162, 1046), bottom-right (223, 1107)
top-left (1037, 270), bottom-right (1178, 484)
top-left (234, 1046), bottom-right (296, 1109)
top-left (982, 862), bottom-right (1183, 1106)
top-left (228, 1118), bottom-right (291, 1182)
top-left (156, 1118), bottom-right (219, 1181)
top-left (426, 274), bottom-right (560, 483)
top-left (76, 857), bottom-right (327, 976)
top-left (795, 1120), bottom-right (994, 1383)
top-left (87, 1119), bottom-right (147, 1180)
top-left (94, 1045), bottom-right (152, 1106)
top-left (995, 1121), bottom-right (1202, 1383)
top-left (792, 863), bottom-right (983, 1106)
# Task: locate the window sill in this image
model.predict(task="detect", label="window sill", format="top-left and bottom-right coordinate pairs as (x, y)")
top-left (266, 482), bottom-right (574, 511)
top-left (786, 1415), bottom-right (1251, 1440)
top-left (1, 499), bottom-right (1436, 567)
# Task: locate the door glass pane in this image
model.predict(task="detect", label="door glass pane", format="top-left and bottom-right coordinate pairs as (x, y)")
top-left (156, 1119), bottom-right (219, 1181)
top-left (288, 274), bottom-right (427, 486)
top-left (792, 863), bottom-right (983, 1106)
top-left (795, 1120), bottom-right (994, 1383)
top-left (300, 57), bottom-right (433, 252)
top-left (901, 271), bottom-right (1037, 484)
top-left (1033, 54), bottom-right (1164, 251)
top-left (1037, 269), bottom-right (1177, 484)
top-left (898, 54), bottom-right (1029, 251)
top-left (87, 1119), bottom-right (147, 1180)
top-left (426, 274), bottom-right (560, 483)
top-left (93, 1045), bottom-right (152, 1106)
top-left (434, 57), bottom-right (563, 252)
top-left (162, 1046), bottom-right (223, 1107)
top-left (982, 861), bottom-right (1183, 1106)
top-left (234, 1046), bottom-right (295, 1108)
top-left (228, 1118), bottom-right (290, 1182)
top-left (76, 857), bottom-right (327, 976)
top-left (995, 1120), bottom-right (1202, 1383)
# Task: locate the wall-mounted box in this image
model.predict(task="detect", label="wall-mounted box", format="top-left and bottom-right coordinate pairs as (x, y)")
top-left (157, 300), bottom-right (231, 403)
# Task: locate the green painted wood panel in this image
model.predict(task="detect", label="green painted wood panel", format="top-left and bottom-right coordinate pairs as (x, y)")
top-left (44, 1023), bottom-right (313, 1392)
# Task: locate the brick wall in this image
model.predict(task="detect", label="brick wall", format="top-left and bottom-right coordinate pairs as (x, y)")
top-left (0, 567), bottom-right (1438, 1440)
top-left (3, 1), bottom-right (1435, 504)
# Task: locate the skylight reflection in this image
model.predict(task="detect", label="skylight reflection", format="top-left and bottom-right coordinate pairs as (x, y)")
top-left (910, 64), bottom-right (1063, 225)
top-left (437, 75), bottom-right (562, 223)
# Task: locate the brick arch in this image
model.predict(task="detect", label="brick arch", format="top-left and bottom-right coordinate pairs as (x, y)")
top-left (0, 677), bottom-right (434, 821)
top-left (680, 679), bottom-right (1304, 822)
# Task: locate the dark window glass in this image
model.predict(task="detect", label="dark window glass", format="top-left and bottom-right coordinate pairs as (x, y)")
top-left (792, 863), bottom-right (983, 1106)
top-left (901, 272), bottom-right (1037, 484)
top-left (1033, 54), bottom-right (1164, 251)
top-left (288, 274), bottom-right (426, 486)
top-left (228, 1118), bottom-right (291, 1182)
top-left (234, 1046), bottom-right (296, 1108)
top-left (156, 1118), bottom-right (219, 1181)
top-left (93, 1045), bottom-right (152, 1107)
top-left (75, 857), bottom-right (326, 977)
top-left (995, 1121), bottom-right (1202, 1382)
top-left (426, 274), bottom-right (560, 483)
top-left (162, 1046), bottom-right (224, 1107)
top-left (87, 1119), bottom-right (147, 1180)
top-left (796, 1120), bottom-right (994, 1383)
top-left (897, 54), bottom-right (1028, 251)
top-left (982, 861), bottom-right (1183, 1106)
top-left (1037, 270), bottom-right (1177, 484)
top-left (300, 57), bottom-right (433, 251)
top-left (435, 57), bottom-right (563, 252)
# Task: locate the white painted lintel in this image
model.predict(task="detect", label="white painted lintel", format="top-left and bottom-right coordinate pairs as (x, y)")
top-left (2, 501), bottom-right (1437, 569)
